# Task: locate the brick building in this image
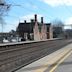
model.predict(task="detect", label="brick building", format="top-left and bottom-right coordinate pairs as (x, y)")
top-left (16, 14), bottom-right (53, 41)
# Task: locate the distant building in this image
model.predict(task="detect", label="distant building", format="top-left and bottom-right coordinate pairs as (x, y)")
top-left (0, 32), bottom-right (11, 38)
top-left (0, 32), bottom-right (10, 42)
top-left (16, 14), bottom-right (53, 41)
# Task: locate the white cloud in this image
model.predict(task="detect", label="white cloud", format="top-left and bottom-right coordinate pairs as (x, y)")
top-left (40, 0), bottom-right (72, 7)
top-left (25, 3), bottom-right (38, 9)
top-left (64, 17), bottom-right (72, 29)
top-left (20, 14), bottom-right (43, 22)
top-left (65, 17), bottom-right (72, 24)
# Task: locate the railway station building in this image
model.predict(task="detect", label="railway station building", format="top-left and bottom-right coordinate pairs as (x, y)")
top-left (16, 14), bottom-right (53, 41)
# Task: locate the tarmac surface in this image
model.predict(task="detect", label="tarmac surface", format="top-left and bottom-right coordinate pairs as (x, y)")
top-left (15, 43), bottom-right (72, 72)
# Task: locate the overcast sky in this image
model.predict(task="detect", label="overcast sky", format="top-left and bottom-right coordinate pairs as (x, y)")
top-left (1, 0), bottom-right (72, 32)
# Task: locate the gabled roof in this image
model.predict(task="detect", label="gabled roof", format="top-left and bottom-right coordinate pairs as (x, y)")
top-left (17, 22), bottom-right (35, 33)
top-left (17, 22), bottom-right (51, 33)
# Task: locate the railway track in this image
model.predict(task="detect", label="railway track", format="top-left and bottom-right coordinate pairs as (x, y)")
top-left (0, 39), bottom-right (72, 72)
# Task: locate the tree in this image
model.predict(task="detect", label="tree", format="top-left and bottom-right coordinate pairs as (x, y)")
top-left (0, 0), bottom-right (10, 32)
top-left (9, 30), bottom-right (16, 36)
top-left (51, 19), bottom-right (64, 38)
top-left (0, 0), bottom-right (10, 42)
top-left (0, 0), bottom-right (10, 16)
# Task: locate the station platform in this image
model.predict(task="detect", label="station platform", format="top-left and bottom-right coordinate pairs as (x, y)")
top-left (15, 43), bottom-right (72, 72)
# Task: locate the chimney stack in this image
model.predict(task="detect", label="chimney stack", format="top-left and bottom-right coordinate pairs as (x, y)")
top-left (24, 20), bottom-right (26, 23)
top-left (41, 17), bottom-right (43, 24)
top-left (35, 14), bottom-right (37, 22)
top-left (31, 19), bottom-right (34, 23)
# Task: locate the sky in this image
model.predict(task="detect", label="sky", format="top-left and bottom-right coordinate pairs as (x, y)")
top-left (1, 0), bottom-right (72, 32)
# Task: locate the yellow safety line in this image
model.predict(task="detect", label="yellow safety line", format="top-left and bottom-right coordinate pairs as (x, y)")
top-left (49, 50), bottom-right (72, 72)
top-left (34, 48), bottom-right (69, 72)
top-left (34, 49), bottom-right (71, 72)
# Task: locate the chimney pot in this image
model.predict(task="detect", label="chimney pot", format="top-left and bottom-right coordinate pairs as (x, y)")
top-left (24, 20), bottom-right (26, 23)
top-left (35, 14), bottom-right (37, 22)
top-left (41, 17), bottom-right (43, 24)
top-left (31, 19), bottom-right (34, 23)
